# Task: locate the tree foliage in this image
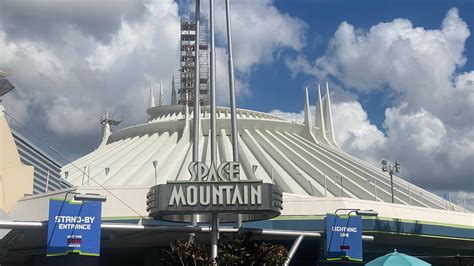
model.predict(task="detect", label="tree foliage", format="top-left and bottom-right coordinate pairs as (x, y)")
top-left (163, 233), bottom-right (288, 265)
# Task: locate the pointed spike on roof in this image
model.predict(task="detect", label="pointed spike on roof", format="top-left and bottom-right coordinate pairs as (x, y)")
top-left (149, 83), bottom-right (155, 109)
top-left (304, 87), bottom-right (311, 127)
top-left (159, 80), bottom-right (164, 106)
top-left (171, 76), bottom-right (177, 105)
top-left (316, 84), bottom-right (325, 131)
top-left (323, 82), bottom-right (340, 149)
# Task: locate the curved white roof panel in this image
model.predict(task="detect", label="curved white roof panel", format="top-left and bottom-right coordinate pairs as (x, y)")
top-left (62, 105), bottom-right (462, 212)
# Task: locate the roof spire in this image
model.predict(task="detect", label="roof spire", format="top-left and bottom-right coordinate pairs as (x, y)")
top-left (304, 87), bottom-right (311, 127)
top-left (301, 86), bottom-right (318, 144)
top-left (316, 84), bottom-right (326, 132)
top-left (323, 82), bottom-right (340, 149)
top-left (159, 80), bottom-right (164, 106)
top-left (149, 83), bottom-right (155, 108)
top-left (171, 76), bottom-right (177, 105)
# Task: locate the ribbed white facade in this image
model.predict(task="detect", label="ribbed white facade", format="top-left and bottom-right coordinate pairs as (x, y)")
top-left (63, 103), bottom-right (461, 212)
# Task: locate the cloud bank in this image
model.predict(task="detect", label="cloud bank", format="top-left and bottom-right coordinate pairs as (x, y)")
top-left (283, 8), bottom-right (474, 204)
top-left (0, 0), bottom-right (305, 160)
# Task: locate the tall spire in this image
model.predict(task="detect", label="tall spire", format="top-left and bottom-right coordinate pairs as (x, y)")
top-left (171, 77), bottom-right (177, 105)
top-left (149, 83), bottom-right (155, 109)
top-left (302, 86), bottom-right (318, 144)
top-left (323, 82), bottom-right (340, 149)
top-left (304, 87), bottom-right (311, 127)
top-left (159, 80), bottom-right (164, 106)
top-left (316, 84), bottom-right (326, 132)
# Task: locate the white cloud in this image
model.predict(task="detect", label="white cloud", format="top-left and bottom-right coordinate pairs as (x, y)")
top-left (0, 0), bottom-right (181, 158)
top-left (284, 8), bottom-right (474, 197)
top-left (331, 101), bottom-right (385, 164)
top-left (0, 0), bottom-right (306, 159)
top-left (212, 0), bottom-right (306, 74)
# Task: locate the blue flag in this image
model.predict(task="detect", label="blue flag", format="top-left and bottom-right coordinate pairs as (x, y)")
top-left (47, 199), bottom-right (102, 256)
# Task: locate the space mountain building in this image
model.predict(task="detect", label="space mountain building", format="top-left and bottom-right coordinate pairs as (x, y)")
top-left (1, 12), bottom-right (473, 266)
top-left (1, 81), bottom-right (472, 265)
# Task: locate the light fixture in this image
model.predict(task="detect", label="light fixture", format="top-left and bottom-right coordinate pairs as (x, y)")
top-left (355, 210), bottom-right (378, 216)
top-left (73, 193), bottom-right (107, 202)
top-left (381, 160), bottom-right (401, 203)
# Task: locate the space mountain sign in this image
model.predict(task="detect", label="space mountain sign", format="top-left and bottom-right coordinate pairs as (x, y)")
top-left (147, 162), bottom-right (282, 222)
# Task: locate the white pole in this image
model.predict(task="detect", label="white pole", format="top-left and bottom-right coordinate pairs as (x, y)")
top-left (81, 166), bottom-right (86, 185)
top-left (225, 0), bottom-right (242, 229)
top-left (225, 0), bottom-right (238, 162)
top-left (211, 214), bottom-right (219, 264)
top-left (153, 161), bottom-right (158, 185)
top-left (209, 0), bottom-right (217, 166)
top-left (192, 0), bottom-right (201, 163)
top-left (408, 185), bottom-right (411, 205)
top-left (374, 179), bottom-right (377, 201)
top-left (190, 0), bottom-right (201, 244)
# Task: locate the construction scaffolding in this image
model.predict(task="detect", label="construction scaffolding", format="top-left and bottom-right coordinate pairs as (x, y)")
top-left (178, 19), bottom-right (209, 106)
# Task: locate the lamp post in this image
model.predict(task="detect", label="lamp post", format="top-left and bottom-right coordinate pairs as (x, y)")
top-left (382, 160), bottom-right (400, 203)
top-left (152, 161), bottom-right (158, 185)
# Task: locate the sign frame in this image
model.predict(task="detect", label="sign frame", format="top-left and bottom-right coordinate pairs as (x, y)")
top-left (47, 198), bottom-right (102, 257)
top-left (325, 213), bottom-right (363, 262)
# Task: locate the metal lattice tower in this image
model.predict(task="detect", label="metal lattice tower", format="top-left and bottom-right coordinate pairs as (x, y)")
top-left (178, 19), bottom-right (209, 106)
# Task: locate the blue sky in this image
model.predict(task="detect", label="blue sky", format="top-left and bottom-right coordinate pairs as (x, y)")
top-left (0, 0), bottom-right (473, 204)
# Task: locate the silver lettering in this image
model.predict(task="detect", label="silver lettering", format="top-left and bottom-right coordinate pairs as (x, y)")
top-left (231, 185), bottom-right (244, 205)
top-left (251, 185), bottom-right (262, 205)
top-left (228, 162), bottom-right (240, 181)
top-left (187, 185), bottom-right (198, 206)
top-left (169, 185), bottom-right (187, 206)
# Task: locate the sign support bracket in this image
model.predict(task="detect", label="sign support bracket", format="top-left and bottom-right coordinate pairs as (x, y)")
top-left (284, 234), bottom-right (304, 266)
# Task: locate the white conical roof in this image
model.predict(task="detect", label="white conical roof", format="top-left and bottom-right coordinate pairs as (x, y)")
top-left (62, 104), bottom-right (460, 212)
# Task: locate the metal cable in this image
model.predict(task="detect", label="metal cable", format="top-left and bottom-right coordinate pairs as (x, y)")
top-left (3, 111), bottom-right (146, 219)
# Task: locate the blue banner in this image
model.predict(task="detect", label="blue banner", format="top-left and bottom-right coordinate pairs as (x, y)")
top-left (47, 199), bottom-right (102, 256)
top-left (325, 214), bottom-right (362, 261)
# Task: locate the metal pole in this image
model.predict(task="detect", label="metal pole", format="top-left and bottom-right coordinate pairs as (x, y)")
top-left (153, 161), bottom-right (158, 185)
top-left (225, 0), bottom-right (242, 229)
top-left (189, 0), bottom-right (201, 243)
top-left (374, 179), bottom-right (377, 201)
top-left (81, 166), bottom-right (86, 185)
top-left (209, 0), bottom-right (217, 166)
top-left (284, 235), bottom-right (304, 266)
top-left (211, 214), bottom-right (219, 264)
top-left (225, 0), bottom-right (238, 162)
top-left (193, 0), bottom-right (201, 163)
top-left (390, 170), bottom-right (394, 203)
